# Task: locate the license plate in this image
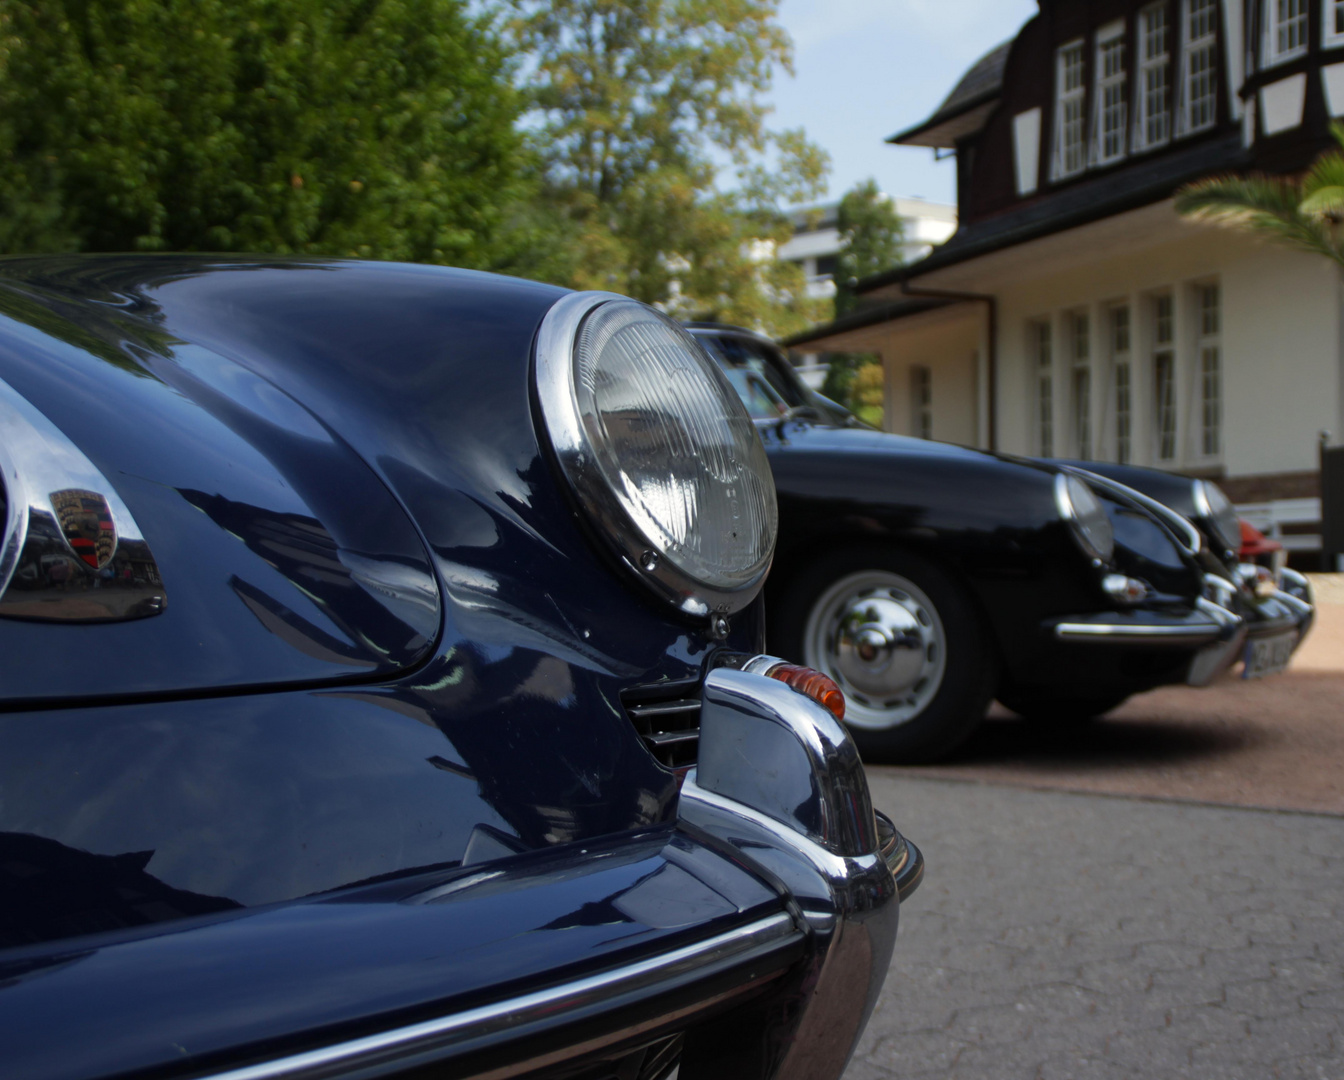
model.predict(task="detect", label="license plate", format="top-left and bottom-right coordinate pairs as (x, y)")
top-left (1242, 631), bottom-right (1298, 679)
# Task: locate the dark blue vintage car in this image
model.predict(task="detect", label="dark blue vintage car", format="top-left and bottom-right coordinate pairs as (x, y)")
top-left (688, 324), bottom-right (1286, 761)
top-left (0, 257), bottom-right (920, 1080)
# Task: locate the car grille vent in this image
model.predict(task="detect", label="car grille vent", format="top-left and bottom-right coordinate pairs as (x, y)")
top-left (620, 677), bottom-right (702, 770)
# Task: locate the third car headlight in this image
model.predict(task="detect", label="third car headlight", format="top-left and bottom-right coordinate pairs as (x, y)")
top-left (1192, 479), bottom-right (1240, 555)
top-left (535, 292), bottom-right (777, 618)
top-left (1055, 473), bottom-right (1115, 564)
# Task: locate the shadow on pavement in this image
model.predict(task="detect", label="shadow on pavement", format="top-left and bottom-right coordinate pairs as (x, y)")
top-left (945, 712), bottom-right (1267, 771)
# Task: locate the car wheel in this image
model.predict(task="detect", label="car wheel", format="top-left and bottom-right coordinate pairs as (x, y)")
top-left (772, 546), bottom-right (996, 763)
top-left (997, 689), bottom-right (1130, 725)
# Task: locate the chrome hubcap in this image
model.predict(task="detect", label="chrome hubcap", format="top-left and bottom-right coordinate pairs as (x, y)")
top-left (803, 570), bottom-right (947, 730)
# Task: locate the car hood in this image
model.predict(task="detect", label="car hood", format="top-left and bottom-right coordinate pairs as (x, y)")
top-left (0, 256), bottom-right (741, 711)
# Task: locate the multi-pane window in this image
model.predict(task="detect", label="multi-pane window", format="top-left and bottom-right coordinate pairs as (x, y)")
top-left (1153, 294), bottom-right (1177, 461)
top-left (1033, 321), bottom-right (1054, 456)
top-left (1179, 0), bottom-right (1218, 135)
top-left (1110, 306), bottom-right (1133, 464)
top-left (911, 365), bottom-right (933, 440)
top-left (1135, 4), bottom-right (1172, 149)
top-left (1324, 0), bottom-right (1344, 48)
top-left (1197, 283), bottom-right (1221, 456)
top-left (1053, 41), bottom-right (1087, 180)
top-left (1094, 24), bottom-right (1128, 163)
top-left (1071, 312), bottom-right (1092, 459)
top-left (1265, 0), bottom-right (1309, 63)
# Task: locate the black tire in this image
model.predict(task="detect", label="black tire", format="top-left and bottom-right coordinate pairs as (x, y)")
top-left (997, 689), bottom-right (1130, 726)
top-left (770, 545), bottom-right (997, 763)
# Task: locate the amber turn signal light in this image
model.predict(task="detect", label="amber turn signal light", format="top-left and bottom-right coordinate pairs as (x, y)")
top-left (765, 663), bottom-right (846, 722)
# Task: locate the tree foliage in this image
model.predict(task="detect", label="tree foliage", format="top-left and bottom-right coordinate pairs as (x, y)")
top-left (1175, 123), bottom-right (1344, 265)
top-left (0, 0), bottom-right (526, 264)
top-left (505, 0), bottom-right (829, 337)
top-left (833, 179), bottom-right (906, 317)
top-left (821, 179), bottom-right (905, 422)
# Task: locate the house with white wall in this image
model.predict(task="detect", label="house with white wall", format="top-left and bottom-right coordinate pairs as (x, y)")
top-left (788, 0), bottom-right (1344, 559)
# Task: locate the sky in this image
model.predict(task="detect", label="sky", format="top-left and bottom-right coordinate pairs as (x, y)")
top-left (766, 0), bottom-right (1039, 208)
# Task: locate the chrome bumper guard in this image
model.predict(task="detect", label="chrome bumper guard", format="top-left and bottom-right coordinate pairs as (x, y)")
top-left (677, 659), bottom-right (915, 1080)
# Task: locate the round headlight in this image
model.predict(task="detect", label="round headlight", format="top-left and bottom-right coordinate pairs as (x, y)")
top-left (1055, 473), bottom-right (1115, 564)
top-left (1192, 480), bottom-right (1240, 554)
top-left (535, 292), bottom-right (777, 617)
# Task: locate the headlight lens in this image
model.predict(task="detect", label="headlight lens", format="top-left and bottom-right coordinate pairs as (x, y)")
top-left (535, 293), bottom-right (777, 617)
top-left (1193, 480), bottom-right (1240, 554)
top-left (1055, 473), bottom-right (1115, 564)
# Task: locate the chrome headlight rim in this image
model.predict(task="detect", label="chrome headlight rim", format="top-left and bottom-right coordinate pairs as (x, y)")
top-left (534, 290), bottom-right (777, 619)
top-left (1054, 472), bottom-right (1116, 565)
top-left (1192, 479), bottom-right (1240, 555)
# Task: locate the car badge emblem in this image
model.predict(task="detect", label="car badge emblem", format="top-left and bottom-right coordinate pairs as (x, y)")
top-left (51, 489), bottom-right (117, 569)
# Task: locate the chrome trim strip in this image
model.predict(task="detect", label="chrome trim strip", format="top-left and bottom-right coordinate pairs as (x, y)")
top-left (197, 913), bottom-right (799, 1080)
top-left (1054, 620), bottom-right (1223, 644)
top-left (0, 375), bottom-right (166, 621)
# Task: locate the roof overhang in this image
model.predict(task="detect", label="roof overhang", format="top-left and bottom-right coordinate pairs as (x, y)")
top-left (858, 131), bottom-right (1247, 296)
top-left (888, 95), bottom-right (999, 149)
top-left (783, 297), bottom-right (976, 354)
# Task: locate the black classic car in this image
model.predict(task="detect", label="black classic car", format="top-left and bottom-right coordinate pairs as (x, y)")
top-left (689, 324), bottom-right (1255, 761)
top-left (1049, 461), bottom-right (1315, 681)
top-left (0, 257), bottom-right (921, 1080)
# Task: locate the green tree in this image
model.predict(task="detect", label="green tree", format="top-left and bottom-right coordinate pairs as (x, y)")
top-left (0, 0), bottom-right (526, 265)
top-left (1175, 123), bottom-right (1344, 265)
top-left (833, 178), bottom-right (906, 317)
top-left (505, 0), bottom-right (829, 338)
top-left (821, 179), bottom-right (905, 418)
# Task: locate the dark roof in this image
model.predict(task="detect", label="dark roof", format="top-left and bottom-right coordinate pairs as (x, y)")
top-left (782, 296), bottom-right (954, 349)
top-left (889, 41), bottom-right (1012, 149)
top-left (859, 131), bottom-right (1248, 294)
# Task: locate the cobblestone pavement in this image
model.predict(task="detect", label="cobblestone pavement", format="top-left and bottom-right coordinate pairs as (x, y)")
top-left (848, 775), bottom-right (1344, 1079)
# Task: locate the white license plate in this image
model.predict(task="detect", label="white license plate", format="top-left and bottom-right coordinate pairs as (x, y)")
top-left (1242, 631), bottom-right (1298, 680)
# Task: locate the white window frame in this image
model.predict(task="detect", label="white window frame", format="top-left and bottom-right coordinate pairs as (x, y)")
top-left (1264, 0), bottom-right (1310, 66)
top-left (1134, 3), bottom-right (1173, 150)
top-left (1153, 294), bottom-right (1177, 462)
top-left (1051, 40), bottom-right (1088, 181)
top-left (1032, 320), bottom-right (1055, 456)
top-left (1195, 282), bottom-right (1222, 457)
top-left (1177, 0), bottom-right (1219, 136)
top-left (1070, 311), bottom-right (1093, 460)
top-left (1324, 0), bottom-right (1344, 48)
top-left (1092, 21), bottom-right (1129, 164)
top-left (911, 365), bottom-right (933, 440)
top-left (1110, 305), bottom-right (1133, 464)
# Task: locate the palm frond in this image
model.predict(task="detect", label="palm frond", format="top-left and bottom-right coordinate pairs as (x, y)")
top-left (1176, 172), bottom-right (1344, 265)
top-left (1175, 174), bottom-right (1301, 219)
top-left (1300, 185), bottom-right (1344, 219)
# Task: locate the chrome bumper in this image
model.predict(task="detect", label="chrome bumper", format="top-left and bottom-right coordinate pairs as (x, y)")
top-left (1050, 598), bottom-right (1247, 687)
top-left (677, 659), bottom-right (914, 1080)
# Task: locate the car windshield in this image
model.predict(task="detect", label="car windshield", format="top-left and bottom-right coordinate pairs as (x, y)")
top-left (696, 333), bottom-right (810, 419)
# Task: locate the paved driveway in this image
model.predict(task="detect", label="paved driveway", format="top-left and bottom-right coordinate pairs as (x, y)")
top-left (847, 602), bottom-right (1344, 1078)
top-left (852, 777), bottom-right (1344, 1079)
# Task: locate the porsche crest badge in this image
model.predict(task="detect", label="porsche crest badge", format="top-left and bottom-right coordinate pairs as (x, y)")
top-left (52, 489), bottom-right (117, 570)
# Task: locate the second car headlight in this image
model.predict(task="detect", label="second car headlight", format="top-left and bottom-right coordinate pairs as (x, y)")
top-left (535, 292), bottom-right (777, 618)
top-left (1192, 479), bottom-right (1240, 555)
top-left (1055, 473), bottom-right (1115, 564)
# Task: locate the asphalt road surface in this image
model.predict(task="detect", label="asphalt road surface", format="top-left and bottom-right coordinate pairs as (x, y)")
top-left (847, 601), bottom-right (1344, 1078)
